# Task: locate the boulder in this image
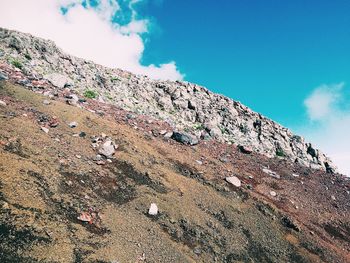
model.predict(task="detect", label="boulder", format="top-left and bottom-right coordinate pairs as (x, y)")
top-left (225, 176), bottom-right (241, 187)
top-left (171, 131), bottom-right (199, 146)
top-left (44, 73), bottom-right (73, 89)
top-left (99, 140), bottom-right (115, 158)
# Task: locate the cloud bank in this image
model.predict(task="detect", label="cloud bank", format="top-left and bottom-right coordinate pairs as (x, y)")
top-left (0, 0), bottom-right (183, 81)
top-left (303, 83), bottom-right (350, 176)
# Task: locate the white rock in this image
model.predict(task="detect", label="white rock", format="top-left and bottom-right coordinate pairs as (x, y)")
top-left (43, 100), bottom-right (51, 105)
top-left (292, 173), bottom-right (300, 177)
top-left (164, 132), bottom-right (173, 139)
top-left (44, 73), bottom-right (72, 88)
top-left (41, 126), bottom-right (49, 133)
top-left (99, 140), bottom-right (115, 158)
top-left (148, 203), bottom-right (158, 216)
top-left (68, 121), bottom-right (78, 128)
top-left (225, 176), bottom-right (241, 187)
top-left (263, 168), bottom-right (280, 179)
top-left (270, 191), bottom-right (277, 197)
top-left (0, 100), bottom-right (6, 106)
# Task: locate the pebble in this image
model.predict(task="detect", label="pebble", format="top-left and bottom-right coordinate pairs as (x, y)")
top-left (270, 191), bottom-right (277, 197)
top-left (331, 195), bottom-right (336, 201)
top-left (41, 126), bottom-right (49, 133)
top-left (148, 203), bottom-right (158, 216)
top-left (292, 173), bottom-right (300, 177)
top-left (225, 176), bottom-right (241, 187)
top-left (68, 121), bottom-right (78, 128)
top-left (0, 100), bottom-right (6, 106)
top-left (43, 100), bottom-right (51, 105)
top-left (262, 168), bottom-right (280, 179)
top-left (196, 160), bottom-right (203, 165)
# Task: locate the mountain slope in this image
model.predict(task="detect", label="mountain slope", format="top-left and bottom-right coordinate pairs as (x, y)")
top-left (0, 27), bottom-right (336, 173)
top-left (0, 78), bottom-right (349, 262)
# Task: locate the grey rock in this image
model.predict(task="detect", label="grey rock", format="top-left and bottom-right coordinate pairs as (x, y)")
top-left (0, 28), bottom-right (337, 173)
top-left (99, 140), bottom-right (115, 158)
top-left (225, 176), bottom-right (241, 187)
top-left (44, 73), bottom-right (73, 89)
top-left (68, 121), bottom-right (77, 128)
top-left (171, 131), bottom-right (199, 146)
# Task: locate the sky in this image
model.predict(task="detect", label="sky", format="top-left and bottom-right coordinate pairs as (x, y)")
top-left (0, 0), bottom-right (349, 175)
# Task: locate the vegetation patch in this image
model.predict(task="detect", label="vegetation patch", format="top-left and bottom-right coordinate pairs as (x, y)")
top-left (83, 89), bottom-right (98, 99)
top-left (10, 59), bottom-right (23, 70)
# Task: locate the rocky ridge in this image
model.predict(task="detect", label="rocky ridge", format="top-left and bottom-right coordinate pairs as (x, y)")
top-left (0, 27), bottom-right (336, 173)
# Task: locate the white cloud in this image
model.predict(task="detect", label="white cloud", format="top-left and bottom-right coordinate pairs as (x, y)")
top-left (303, 83), bottom-right (350, 176)
top-left (0, 0), bottom-right (183, 81)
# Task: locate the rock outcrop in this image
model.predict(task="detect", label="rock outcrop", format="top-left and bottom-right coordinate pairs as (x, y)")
top-left (0, 27), bottom-right (336, 172)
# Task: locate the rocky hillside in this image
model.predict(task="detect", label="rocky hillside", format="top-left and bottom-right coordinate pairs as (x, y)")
top-left (0, 80), bottom-right (349, 262)
top-left (0, 27), bottom-right (336, 173)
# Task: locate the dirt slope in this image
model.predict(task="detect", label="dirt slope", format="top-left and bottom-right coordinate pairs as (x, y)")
top-left (0, 81), bottom-right (349, 263)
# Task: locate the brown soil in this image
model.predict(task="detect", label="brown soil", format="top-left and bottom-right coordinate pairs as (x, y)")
top-left (0, 80), bottom-right (349, 263)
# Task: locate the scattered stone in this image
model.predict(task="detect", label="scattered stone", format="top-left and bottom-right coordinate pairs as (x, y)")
top-left (76, 155), bottom-right (81, 159)
top-left (79, 132), bottom-right (86, 138)
top-left (0, 100), bottom-right (7, 106)
top-left (196, 160), bottom-right (203, 165)
top-left (164, 131), bottom-right (173, 139)
top-left (0, 72), bottom-right (9, 80)
top-left (148, 203), bottom-right (158, 216)
top-left (77, 212), bottom-right (92, 223)
top-left (159, 130), bottom-right (167, 135)
top-left (2, 202), bottom-right (9, 209)
top-left (99, 140), bottom-right (116, 158)
top-left (331, 195), bottom-right (336, 201)
top-left (171, 131), bottom-right (199, 146)
top-left (281, 216), bottom-right (300, 232)
top-left (270, 191), bottom-right (277, 197)
top-left (68, 121), bottom-right (78, 128)
top-left (41, 126), bottom-right (49, 133)
top-left (292, 173), bottom-right (300, 177)
top-left (238, 145), bottom-right (253, 154)
top-left (225, 176), bottom-right (241, 187)
top-left (263, 168), bottom-right (280, 179)
top-left (43, 100), bottom-right (51, 105)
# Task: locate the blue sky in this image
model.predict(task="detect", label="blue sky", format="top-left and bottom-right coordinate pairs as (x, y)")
top-left (1, 0), bottom-right (349, 174)
top-left (138, 0), bottom-right (350, 127)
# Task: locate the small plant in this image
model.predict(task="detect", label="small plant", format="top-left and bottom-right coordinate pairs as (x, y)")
top-left (83, 89), bottom-right (98, 99)
top-left (11, 59), bottom-right (23, 70)
top-left (24, 53), bottom-right (32, 60)
top-left (193, 123), bottom-right (204, 130)
top-left (110, 76), bottom-right (120, 82)
top-left (276, 148), bottom-right (285, 157)
top-left (239, 123), bottom-right (249, 134)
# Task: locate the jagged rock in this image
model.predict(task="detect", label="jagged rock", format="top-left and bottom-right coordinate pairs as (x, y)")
top-left (0, 72), bottom-right (8, 80)
top-left (41, 126), bottom-right (49, 133)
top-left (225, 176), bottom-right (241, 187)
top-left (0, 28), bottom-right (337, 173)
top-left (238, 145), bottom-right (253, 154)
top-left (99, 140), bottom-right (115, 158)
top-left (263, 168), bottom-right (280, 179)
top-left (171, 131), bottom-right (199, 146)
top-left (44, 73), bottom-right (73, 89)
top-left (148, 203), bottom-right (158, 216)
